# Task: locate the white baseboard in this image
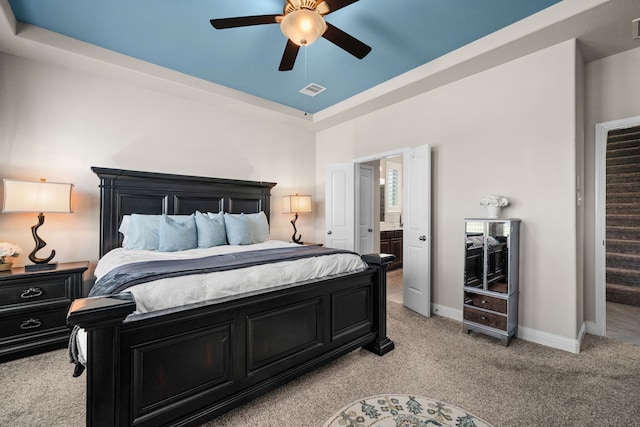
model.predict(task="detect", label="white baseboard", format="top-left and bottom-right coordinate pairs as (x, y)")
top-left (431, 303), bottom-right (462, 321)
top-left (432, 304), bottom-right (586, 354)
top-left (516, 322), bottom-right (585, 354)
top-left (585, 320), bottom-right (605, 336)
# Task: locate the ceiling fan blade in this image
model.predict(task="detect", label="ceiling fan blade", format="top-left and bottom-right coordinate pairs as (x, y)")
top-left (322, 0), bottom-right (359, 14)
top-left (210, 15), bottom-right (280, 29)
top-left (322, 23), bottom-right (371, 59)
top-left (279, 40), bottom-right (300, 71)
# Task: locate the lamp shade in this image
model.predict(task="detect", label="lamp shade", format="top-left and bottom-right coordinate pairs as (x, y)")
top-left (2, 179), bottom-right (73, 213)
top-left (283, 194), bottom-right (312, 214)
top-left (280, 9), bottom-right (326, 46)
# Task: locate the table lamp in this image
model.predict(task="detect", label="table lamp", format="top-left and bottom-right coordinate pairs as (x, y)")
top-left (2, 178), bottom-right (73, 271)
top-left (282, 194), bottom-right (312, 244)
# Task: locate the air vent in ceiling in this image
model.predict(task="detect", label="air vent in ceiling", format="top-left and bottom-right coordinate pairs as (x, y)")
top-left (300, 83), bottom-right (326, 97)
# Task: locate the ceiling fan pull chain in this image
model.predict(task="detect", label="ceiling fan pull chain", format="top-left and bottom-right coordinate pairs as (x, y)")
top-left (304, 45), bottom-right (308, 115)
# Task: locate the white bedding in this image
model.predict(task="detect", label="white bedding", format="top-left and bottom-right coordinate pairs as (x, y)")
top-left (76, 240), bottom-right (367, 365)
top-left (94, 240), bottom-right (367, 313)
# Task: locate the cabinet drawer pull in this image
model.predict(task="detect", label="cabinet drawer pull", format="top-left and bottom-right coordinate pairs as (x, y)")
top-left (20, 318), bottom-right (42, 330)
top-left (480, 316), bottom-right (487, 320)
top-left (481, 300), bottom-right (487, 304)
top-left (20, 287), bottom-right (44, 299)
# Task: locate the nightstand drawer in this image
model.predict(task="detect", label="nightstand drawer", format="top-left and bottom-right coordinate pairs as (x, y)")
top-left (0, 261), bottom-right (88, 360)
top-left (0, 308), bottom-right (68, 340)
top-left (0, 278), bottom-right (70, 307)
top-left (463, 307), bottom-right (507, 331)
top-left (464, 292), bottom-right (507, 314)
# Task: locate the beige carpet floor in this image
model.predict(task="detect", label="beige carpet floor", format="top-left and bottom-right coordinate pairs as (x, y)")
top-left (1, 301), bottom-right (639, 426)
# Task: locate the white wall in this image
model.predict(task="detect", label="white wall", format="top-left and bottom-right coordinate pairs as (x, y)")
top-left (575, 44), bottom-right (585, 337)
top-left (583, 46), bottom-right (640, 321)
top-left (0, 53), bottom-right (316, 277)
top-left (315, 40), bottom-right (581, 349)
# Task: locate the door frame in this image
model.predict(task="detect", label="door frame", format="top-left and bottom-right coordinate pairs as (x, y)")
top-left (353, 147), bottom-right (411, 249)
top-left (353, 147), bottom-right (411, 301)
top-left (594, 115), bottom-right (640, 336)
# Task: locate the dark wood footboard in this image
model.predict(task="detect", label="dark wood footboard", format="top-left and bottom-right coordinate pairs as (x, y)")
top-left (67, 255), bottom-right (394, 427)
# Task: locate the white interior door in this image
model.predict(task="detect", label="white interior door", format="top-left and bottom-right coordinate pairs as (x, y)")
top-left (356, 164), bottom-right (374, 254)
top-left (325, 163), bottom-right (355, 251)
top-left (403, 144), bottom-right (431, 317)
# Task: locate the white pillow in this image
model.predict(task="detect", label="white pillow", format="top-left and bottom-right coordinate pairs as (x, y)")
top-left (245, 211), bottom-right (270, 243)
top-left (118, 215), bottom-right (131, 246)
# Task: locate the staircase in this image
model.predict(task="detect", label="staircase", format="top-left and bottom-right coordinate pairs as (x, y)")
top-left (606, 125), bottom-right (640, 307)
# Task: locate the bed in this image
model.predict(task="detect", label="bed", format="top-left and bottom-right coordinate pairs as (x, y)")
top-left (67, 167), bottom-right (394, 427)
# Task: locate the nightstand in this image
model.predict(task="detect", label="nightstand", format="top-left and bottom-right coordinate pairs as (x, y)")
top-left (0, 261), bottom-right (88, 360)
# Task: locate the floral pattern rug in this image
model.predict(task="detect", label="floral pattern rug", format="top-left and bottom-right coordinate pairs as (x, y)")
top-left (323, 395), bottom-right (493, 427)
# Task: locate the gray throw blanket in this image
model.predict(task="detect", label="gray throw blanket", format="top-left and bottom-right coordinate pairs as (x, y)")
top-left (69, 245), bottom-right (357, 376)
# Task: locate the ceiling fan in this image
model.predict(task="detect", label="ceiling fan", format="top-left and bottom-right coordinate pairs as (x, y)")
top-left (210, 0), bottom-right (371, 71)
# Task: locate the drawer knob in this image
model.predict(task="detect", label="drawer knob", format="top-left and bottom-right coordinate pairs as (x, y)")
top-left (481, 300), bottom-right (487, 304)
top-left (21, 287), bottom-right (44, 299)
top-left (20, 318), bottom-right (42, 330)
top-left (480, 316), bottom-right (487, 320)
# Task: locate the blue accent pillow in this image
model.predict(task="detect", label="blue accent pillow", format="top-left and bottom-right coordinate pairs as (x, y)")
top-left (159, 215), bottom-right (197, 252)
top-left (195, 211), bottom-right (227, 248)
top-left (125, 214), bottom-right (161, 250)
top-left (224, 213), bottom-right (254, 245)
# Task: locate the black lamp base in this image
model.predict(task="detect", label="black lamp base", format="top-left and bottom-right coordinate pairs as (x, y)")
top-left (290, 212), bottom-right (302, 244)
top-left (25, 262), bottom-right (58, 272)
top-left (26, 212), bottom-right (57, 272)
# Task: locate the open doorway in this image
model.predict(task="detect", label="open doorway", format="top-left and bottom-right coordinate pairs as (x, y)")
top-left (357, 155), bottom-right (405, 305)
top-left (327, 144), bottom-right (431, 317)
top-left (380, 156), bottom-right (404, 305)
top-left (596, 117), bottom-right (640, 346)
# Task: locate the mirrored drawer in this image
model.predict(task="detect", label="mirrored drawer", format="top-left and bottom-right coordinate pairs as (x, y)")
top-left (463, 307), bottom-right (507, 331)
top-left (464, 292), bottom-right (507, 314)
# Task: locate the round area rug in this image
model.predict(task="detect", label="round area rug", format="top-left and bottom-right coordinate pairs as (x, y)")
top-left (323, 395), bottom-right (493, 427)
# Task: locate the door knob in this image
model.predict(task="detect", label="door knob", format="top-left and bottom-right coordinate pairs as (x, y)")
top-left (327, 230), bottom-right (332, 235)
top-left (419, 235), bottom-right (427, 241)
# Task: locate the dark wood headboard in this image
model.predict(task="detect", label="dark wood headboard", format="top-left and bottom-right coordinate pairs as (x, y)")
top-left (92, 167), bottom-right (276, 257)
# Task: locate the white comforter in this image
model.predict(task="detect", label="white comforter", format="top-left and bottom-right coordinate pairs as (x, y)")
top-left (76, 240), bottom-right (367, 365)
top-left (94, 240), bottom-right (367, 314)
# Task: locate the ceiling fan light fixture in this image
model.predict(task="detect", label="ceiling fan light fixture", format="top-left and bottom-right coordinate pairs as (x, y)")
top-left (280, 9), bottom-right (327, 46)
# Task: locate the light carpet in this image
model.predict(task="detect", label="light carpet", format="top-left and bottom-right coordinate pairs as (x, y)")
top-left (323, 394), bottom-right (493, 427)
top-left (2, 301), bottom-right (640, 426)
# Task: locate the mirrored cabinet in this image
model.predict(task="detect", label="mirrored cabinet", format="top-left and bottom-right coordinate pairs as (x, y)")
top-left (463, 218), bottom-right (520, 346)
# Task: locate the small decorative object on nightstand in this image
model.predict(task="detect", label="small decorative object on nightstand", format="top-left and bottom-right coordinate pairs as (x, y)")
top-left (0, 261), bottom-right (88, 360)
top-left (463, 218), bottom-right (520, 346)
top-left (0, 242), bottom-right (22, 271)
